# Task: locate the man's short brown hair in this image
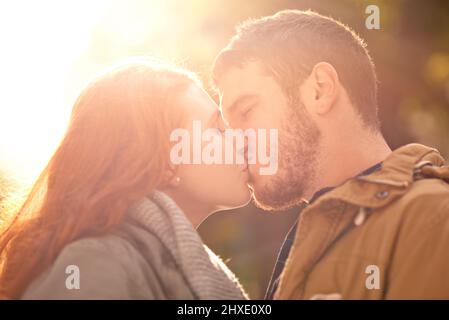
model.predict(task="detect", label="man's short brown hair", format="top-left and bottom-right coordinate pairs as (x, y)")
top-left (212, 10), bottom-right (379, 128)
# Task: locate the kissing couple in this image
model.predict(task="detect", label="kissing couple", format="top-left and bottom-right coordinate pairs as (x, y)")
top-left (1, 10), bottom-right (449, 300)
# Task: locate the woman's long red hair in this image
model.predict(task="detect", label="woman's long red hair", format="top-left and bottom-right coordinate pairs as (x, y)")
top-left (0, 60), bottom-right (197, 299)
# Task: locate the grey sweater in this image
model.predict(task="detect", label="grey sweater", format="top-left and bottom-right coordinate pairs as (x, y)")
top-left (22, 191), bottom-right (248, 300)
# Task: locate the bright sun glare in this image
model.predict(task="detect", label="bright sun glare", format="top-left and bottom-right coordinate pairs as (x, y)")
top-left (0, 0), bottom-right (168, 185)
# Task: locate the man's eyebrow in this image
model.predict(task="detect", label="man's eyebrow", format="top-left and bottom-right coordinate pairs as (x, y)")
top-left (223, 94), bottom-right (258, 115)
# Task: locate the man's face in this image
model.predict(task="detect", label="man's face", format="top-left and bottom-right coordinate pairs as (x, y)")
top-left (217, 61), bottom-right (321, 210)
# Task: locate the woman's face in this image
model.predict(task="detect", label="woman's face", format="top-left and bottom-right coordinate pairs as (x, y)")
top-left (169, 84), bottom-right (251, 211)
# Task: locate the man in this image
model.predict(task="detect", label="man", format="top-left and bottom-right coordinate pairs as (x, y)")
top-left (212, 10), bottom-right (449, 299)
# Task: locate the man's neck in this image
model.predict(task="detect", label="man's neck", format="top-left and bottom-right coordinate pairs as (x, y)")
top-left (306, 132), bottom-right (391, 200)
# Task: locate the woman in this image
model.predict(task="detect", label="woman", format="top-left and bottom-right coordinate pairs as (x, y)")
top-left (0, 58), bottom-right (250, 299)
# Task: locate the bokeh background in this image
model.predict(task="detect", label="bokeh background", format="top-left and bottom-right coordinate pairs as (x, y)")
top-left (1, 0), bottom-right (448, 299)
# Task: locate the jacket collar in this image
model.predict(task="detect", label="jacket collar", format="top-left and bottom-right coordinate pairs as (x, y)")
top-left (127, 191), bottom-right (248, 300)
top-left (313, 143), bottom-right (445, 210)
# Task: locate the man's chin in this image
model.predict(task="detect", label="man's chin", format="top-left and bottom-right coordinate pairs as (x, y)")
top-left (251, 187), bottom-right (304, 212)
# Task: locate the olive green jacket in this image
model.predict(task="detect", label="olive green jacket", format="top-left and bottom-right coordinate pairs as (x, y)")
top-left (276, 144), bottom-right (449, 300)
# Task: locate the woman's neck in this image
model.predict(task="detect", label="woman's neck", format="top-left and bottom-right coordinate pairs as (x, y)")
top-left (160, 189), bottom-right (213, 228)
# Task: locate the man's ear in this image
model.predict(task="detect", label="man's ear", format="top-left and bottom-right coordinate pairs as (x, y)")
top-left (302, 62), bottom-right (340, 115)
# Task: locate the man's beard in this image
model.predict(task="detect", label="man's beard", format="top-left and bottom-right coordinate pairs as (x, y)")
top-left (252, 98), bottom-right (321, 211)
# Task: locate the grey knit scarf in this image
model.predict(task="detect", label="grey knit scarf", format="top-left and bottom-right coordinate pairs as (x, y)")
top-left (128, 191), bottom-right (249, 300)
